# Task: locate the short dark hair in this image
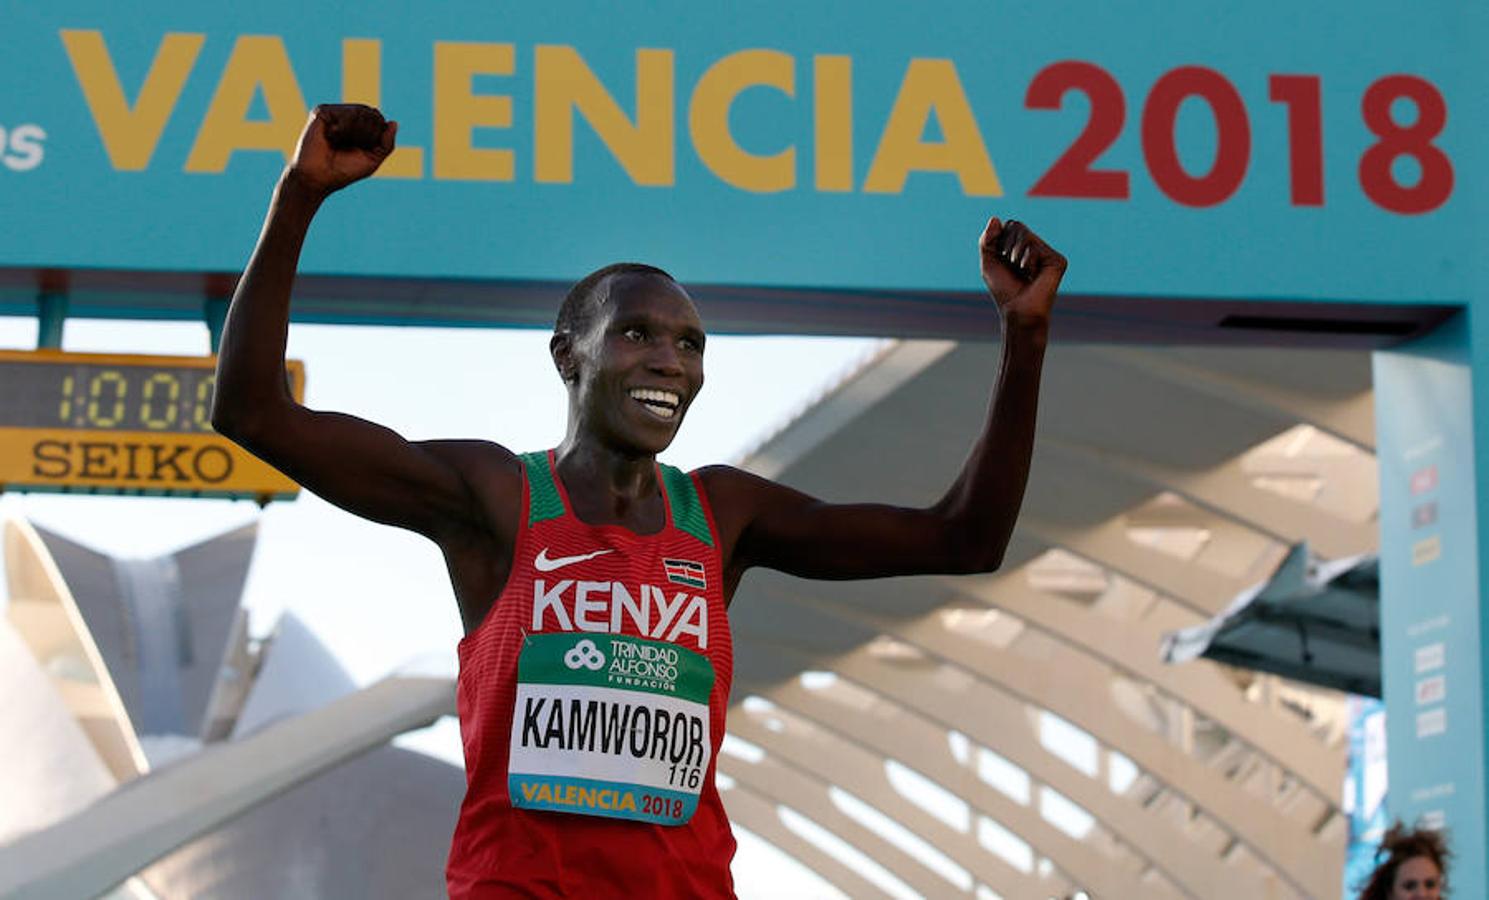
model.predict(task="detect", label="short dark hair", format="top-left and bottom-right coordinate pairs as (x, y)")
top-left (556, 263), bottom-right (676, 337)
top-left (1356, 822), bottom-right (1451, 900)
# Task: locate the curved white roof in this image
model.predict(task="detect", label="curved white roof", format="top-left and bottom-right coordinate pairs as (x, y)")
top-left (723, 341), bottom-right (1373, 899)
top-left (0, 617), bottom-right (116, 843)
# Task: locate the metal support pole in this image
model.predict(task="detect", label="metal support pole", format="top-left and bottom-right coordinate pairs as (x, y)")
top-left (36, 292), bottom-right (67, 349)
top-left (204, 296), bottom-right (229, 354)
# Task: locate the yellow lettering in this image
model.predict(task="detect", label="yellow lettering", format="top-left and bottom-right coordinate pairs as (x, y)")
top-left (433, 41), bottom-right (515, 181)
top-left (534, 45), bottom-right (674, 186)
top-left (61, 30), bottom-right (203, 171)
top-left (536, 783), bottom-right (553, 802)
top-left (863, 59), bottom-right (1001, 196)
top-left (561, 784), bottom-right (578, 805)
top-left (521, 782), bottom-right (539, 802)
top-left (184, 36), bottom-right (307, 173)
top-left (598, 789), bottom-right (615, 809)
top-left (813, 55), bottom-right (852, 192)
top-left (620, 791), bottom-right (637, 811)
top-left (578, 786), bottom-right (596, 807)
top-left (688, 50), bottom-right (795, 193)
top-left (341, 38), bottom-right (423, 179)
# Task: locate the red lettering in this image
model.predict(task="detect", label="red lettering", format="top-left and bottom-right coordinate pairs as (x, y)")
top-left (1359, 75), bottom-right (1452, 215)
top-left (1026, 61), bottom-right (1128, 199)
top-left (1141, 66), bottom-right (1250, 207)
top-left (1269, 74), bottom-right (1323, 206)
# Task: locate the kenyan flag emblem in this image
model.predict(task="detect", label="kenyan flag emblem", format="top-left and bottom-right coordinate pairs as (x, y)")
top-left (663, 558), bottom-right (706, 589)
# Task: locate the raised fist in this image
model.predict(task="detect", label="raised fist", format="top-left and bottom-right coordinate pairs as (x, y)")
top-left (978, 217), bottom-right (1066, 327)
top-left (285, 103), bottom-right (397, 198)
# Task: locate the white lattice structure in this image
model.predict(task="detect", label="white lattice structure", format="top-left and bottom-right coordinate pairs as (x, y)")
top-left (721, 341), bottom-right (1371, 899)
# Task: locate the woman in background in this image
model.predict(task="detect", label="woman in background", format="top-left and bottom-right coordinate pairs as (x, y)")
top-left (1356, 822), bottom-right (1450, 900)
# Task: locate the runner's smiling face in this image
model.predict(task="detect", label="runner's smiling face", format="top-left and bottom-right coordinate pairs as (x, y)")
top-left (562, 273), bottom-right (706, 455)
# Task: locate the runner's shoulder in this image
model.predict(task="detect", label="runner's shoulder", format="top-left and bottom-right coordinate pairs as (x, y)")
top-left (414, 439), bottom-right (523, 539)
top-left (415, 438), bottom-right (521, 478)
top-left (692, 463), bottom-right (754, 492)
top-left (692, 464), bottom-right (790, 521)
top-left (694, 463), bottom-right (787, 491)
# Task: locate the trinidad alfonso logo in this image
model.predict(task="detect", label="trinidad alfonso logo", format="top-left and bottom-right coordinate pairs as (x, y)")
top-left (663, 558), bottom-right (706, 589)
top-left (564, 639), bottom-right (607, 671)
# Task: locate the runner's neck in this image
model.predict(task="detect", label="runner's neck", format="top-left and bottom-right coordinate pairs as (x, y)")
top-left (553, 443), bottom-right (666, 532)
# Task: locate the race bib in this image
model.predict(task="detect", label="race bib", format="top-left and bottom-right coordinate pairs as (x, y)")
top-left (508, 632), bottom-right (715, 826)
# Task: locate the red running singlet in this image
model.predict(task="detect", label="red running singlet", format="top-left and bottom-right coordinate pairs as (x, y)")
top-left (447, 450), bottom-right (737, 898)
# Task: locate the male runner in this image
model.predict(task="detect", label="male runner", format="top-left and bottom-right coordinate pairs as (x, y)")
top-left (212, 104), bottom-right (1065, 897)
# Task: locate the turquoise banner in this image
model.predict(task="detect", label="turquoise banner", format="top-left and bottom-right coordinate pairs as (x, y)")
top-left (0, 2), bottom-right (1471, 302)
top-left (1373, 314), bottom-right (1486, 897)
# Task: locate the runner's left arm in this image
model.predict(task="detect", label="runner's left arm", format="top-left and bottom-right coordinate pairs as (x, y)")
top-left (702, 218), bottom-right (1062, 582)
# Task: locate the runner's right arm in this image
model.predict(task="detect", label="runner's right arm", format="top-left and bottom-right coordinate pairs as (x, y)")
top-left (212, 105), bottom-right (511, 543)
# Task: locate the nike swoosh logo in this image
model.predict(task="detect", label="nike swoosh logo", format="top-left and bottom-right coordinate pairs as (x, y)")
top-left (534, 547), bottom-right (615, 572)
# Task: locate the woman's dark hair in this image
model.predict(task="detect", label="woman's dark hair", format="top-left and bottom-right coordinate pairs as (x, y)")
top-left (1356, 822), bottom-right (1450, 899)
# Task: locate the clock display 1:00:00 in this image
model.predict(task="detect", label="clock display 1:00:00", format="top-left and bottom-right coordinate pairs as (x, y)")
top-left (1, 360), bottom-right (220, 433)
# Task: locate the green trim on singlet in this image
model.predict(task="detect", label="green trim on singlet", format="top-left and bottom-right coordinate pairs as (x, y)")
top-left (660, 463), bottom-right (714, 547)
top-left (522, 451), bottom-right (566, 525)
top-left (523, 451), bottom-right (711, 543)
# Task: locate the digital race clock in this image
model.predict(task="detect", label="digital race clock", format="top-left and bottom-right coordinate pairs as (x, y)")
top-left (0, 350), bottom-right (305, 501)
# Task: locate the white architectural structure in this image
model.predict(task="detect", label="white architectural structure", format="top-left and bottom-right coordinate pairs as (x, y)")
top-left (0, 338), bottom-right (1373, 898)
top-left (719, 341), bottom-right (1370, 899)
top-left (0, 519), bottom-right (460, 899)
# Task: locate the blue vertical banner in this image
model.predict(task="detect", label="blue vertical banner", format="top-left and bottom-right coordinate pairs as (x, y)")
top-left (1373, 313), bottom-right (1485, 897)
top-left (1341, 696), bottom-right (1388, 899)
